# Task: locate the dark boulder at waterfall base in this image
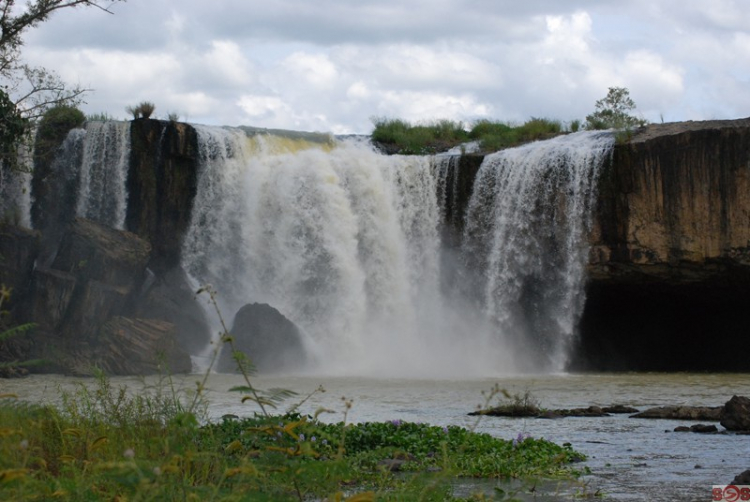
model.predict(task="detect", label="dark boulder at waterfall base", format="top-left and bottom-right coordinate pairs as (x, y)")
top-left (721, 396), bottom-right (750, 431)
top-left (217, 303), bottom-right (307, 374)
top-left (733, 469), bottom-right (750, 485)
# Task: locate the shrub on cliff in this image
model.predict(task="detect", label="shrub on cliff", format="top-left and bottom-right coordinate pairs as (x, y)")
top-left (33, 104), bottom-right (85, 164)
top-left (585, 87), bottom-right (647, 131)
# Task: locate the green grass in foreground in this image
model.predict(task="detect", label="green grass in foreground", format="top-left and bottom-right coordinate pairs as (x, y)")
top-left (0, 377), bottom-right (586, 501)
top-left (371, 117), bottom-right (566, 155)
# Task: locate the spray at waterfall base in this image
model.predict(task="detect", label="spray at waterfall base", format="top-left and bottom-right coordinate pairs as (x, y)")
top-left (181, 129), bottom-right (614, 377)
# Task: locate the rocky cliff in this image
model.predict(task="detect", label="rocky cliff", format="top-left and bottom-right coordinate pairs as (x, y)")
top-left (3, 117), bottom-right (749, 375)
top-left (0, 118), bottom-right (205, 376)
top-left (576, 118), bottom-right (750, 371)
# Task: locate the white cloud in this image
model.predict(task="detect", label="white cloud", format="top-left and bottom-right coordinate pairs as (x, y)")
top-left (281, 52), bottom-right (338, 88)
top-left (237, 95), bottom-right (291, 119)
top-left (203, 40), bottom-right (254, 87)
top-left (12, 0), bottom-right (750, 131)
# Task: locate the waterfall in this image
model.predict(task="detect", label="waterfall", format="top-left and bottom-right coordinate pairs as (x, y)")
top-left (182, 127), bottom-right (519, 377)
top-left (74, 121), bottom-right (131, 228)
top-left (183, 127), bottom-right (614, 376)
top-left (462, 131), bottom-right (614, 370)
top-left (0, 144), bottom-right (33, 228)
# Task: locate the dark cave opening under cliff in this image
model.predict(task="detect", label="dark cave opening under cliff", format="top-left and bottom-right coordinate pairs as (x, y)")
top-left (573, 277), bottom-right (750, 372)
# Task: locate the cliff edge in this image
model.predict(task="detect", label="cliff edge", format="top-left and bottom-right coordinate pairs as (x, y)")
top-left (576, 118), bottom-right (750, 371)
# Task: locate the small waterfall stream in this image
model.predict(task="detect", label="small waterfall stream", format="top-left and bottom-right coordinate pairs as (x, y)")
top-left (74, 121), bottom-right (131, 228)
top-left (0, 145), bottom-right (33, 227)
top-left (462, 131), bottom-right (614, 369)
top-left (182, 127), bottom-right (614, 376)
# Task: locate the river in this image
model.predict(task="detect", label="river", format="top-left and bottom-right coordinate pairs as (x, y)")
top-left (2, 371), bottom-right (748, 501)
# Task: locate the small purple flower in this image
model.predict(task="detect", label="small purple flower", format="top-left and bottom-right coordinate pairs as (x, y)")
top-left (390, 419), bottom-right (402, 427)
top-left (442, 426), bottom-right (449, 434)
top-left (299, 433), bottom-right (305, 442)
top-left (513, 432), bottom-right (532, 447)
top-left (310, 436), bottom-right (317, 442)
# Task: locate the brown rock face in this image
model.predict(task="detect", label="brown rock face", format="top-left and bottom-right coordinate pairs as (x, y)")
top-left (589, 118), bottom-right (750, 279)
top-left (574, 119), bottom-right (750, 371)
top-left (91, 317), bottom-right (191, 376)
top-left (126, 119), bottom-right (199, 271)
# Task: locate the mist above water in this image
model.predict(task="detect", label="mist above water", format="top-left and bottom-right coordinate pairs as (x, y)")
top-left (182, 128), bottom-right (614, 377)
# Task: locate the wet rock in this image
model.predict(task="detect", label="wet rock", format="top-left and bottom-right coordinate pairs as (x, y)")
top-left (630, 406), bottom-right (723, 421)
top-left (545, 406), bottom-right (610, 418)
top-left (52, 218), bottom-right (151, 290)
top-left (603, 405), bottom-right (639, 414)
top-left (217, 303), bottom-right (308, 374)
top-left (28, 268), bottom-right (77, 330)
top-left (732, 469), bottom-right (750, 485)
top-left (89, 316), bottom-right (191, 375)
top-left (126, 119), bottom-right (200, 270)
top-left (0, 224), bottom-right (40, 310)
top-left (721, 396), bottom-right (750, 431)
top-left (471, 404), bottom-right (632, 418)
top-left (674, 424), bottom-right (719, 434)
top-left (133, 266), bottom-right (210, 355)
top-left (470, 406), bottom-right (539, 418)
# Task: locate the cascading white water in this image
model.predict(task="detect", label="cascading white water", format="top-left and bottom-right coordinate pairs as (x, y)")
top-left (182, 127), bottom-right (614, 376)
top-left (462, 131), bottom-right (615, 370)
top-left (182, 127), bottom-right (518, 376)
top-left (74, 121), bottom-right (131, 228)
top-left (0, 144), bottom-right (33, 228)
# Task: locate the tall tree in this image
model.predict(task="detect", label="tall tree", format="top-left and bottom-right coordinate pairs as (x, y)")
top-left (0, 0), bottom-right (125, 167)
top-left (585, 86), bottom-right (647, 131)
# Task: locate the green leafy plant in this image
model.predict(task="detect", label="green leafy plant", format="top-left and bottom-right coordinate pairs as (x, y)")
top-left (33, 104), bottom-right (85, 164)
top-left (372, 116), bottom-right (572, 155)
top-left (585, 86), bottom-right (647, 132)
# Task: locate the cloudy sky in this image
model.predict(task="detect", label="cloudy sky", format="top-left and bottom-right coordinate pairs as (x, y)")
top-left (18, 0), bottom-right (750, 134)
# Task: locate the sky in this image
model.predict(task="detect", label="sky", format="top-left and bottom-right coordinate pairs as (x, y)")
top-left (18, 0), bottom-right (750, 134)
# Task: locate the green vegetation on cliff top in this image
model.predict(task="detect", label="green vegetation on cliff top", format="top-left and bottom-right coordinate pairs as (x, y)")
top-left (371, 86), bottom-right (647, 154)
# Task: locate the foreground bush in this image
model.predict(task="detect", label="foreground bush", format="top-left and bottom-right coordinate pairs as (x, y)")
top-left (0, 376), bottom-right (586, 501)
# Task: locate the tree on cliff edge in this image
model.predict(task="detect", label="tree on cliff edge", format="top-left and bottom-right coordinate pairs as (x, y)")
top-left (585, 86), bottom-right (647, 131)
top-left (0, 0), bottom-right (125, 169)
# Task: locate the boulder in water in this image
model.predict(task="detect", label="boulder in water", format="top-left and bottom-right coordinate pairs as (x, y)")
top-left (733, 469), bottom-right (750, 485)
top-left (721, 396), bottom-right (750, 431)
top-left (217, 303), bottom-right (307, 374)
top-left (630, 406), bottom-right (722, 421)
